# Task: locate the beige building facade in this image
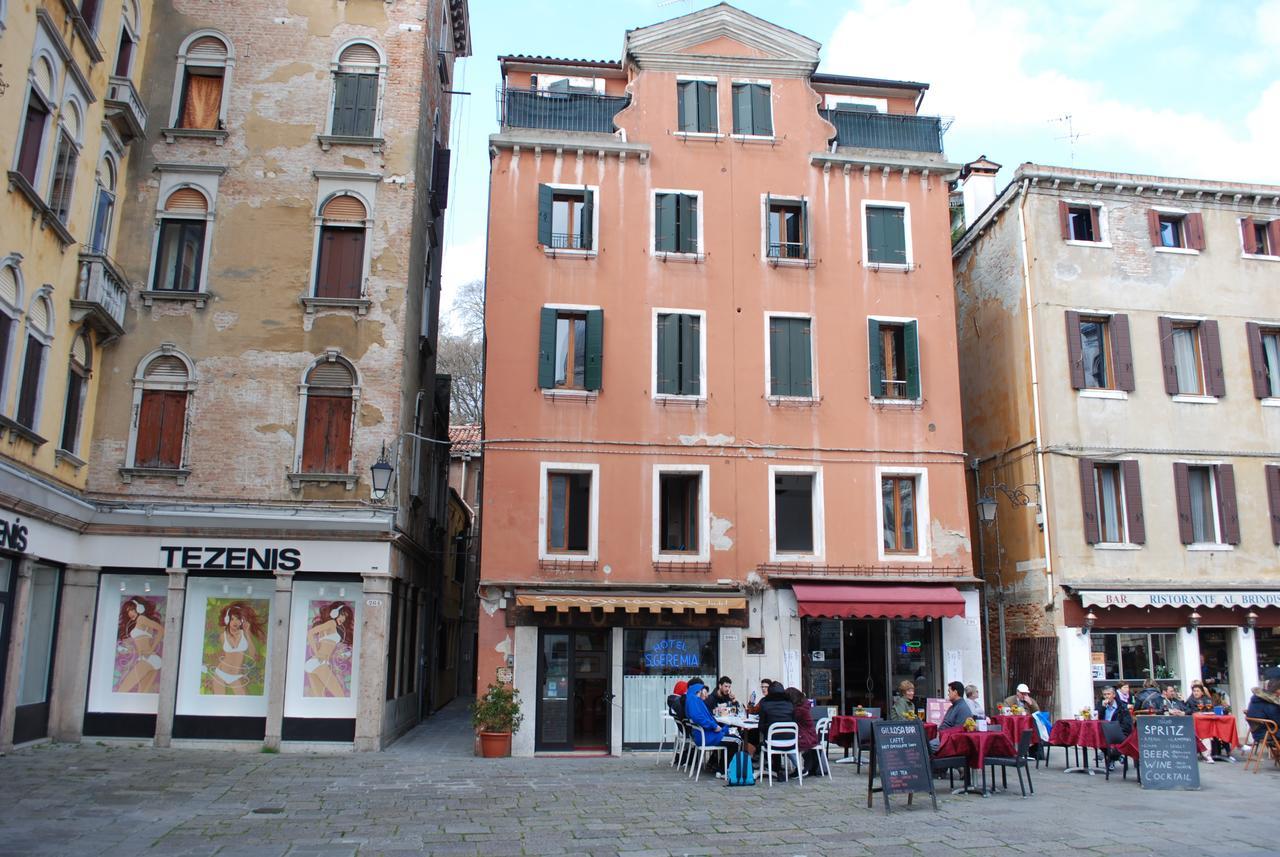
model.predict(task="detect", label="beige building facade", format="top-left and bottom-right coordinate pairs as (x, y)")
top-left (954, 163), bottom-right (1280, 727)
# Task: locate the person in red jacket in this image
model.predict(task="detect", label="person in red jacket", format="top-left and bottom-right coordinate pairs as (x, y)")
top-left (787, 686), bottom-right (821, 776)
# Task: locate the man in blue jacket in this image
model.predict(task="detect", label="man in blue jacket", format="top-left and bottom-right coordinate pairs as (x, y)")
top-left (684, 679), bottom-right (738, 775)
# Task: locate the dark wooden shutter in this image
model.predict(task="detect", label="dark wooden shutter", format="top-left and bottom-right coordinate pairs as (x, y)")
top-left (791, 319), bottom-right (812, 397)
top-left (676, 81), bottom-right (691, 132)
top-left (1157, 316), bottom-right (1179, 395)
top-left (1088, 207), bottom-right (1100, 240)
top-left (731, 83), bottom-right (749, 135)
top-left (0, 320), bottom-right (11, 400)
top-left (799, 198), bottom-right (809, 258)
top-left (655, 193), bottom-right (676, 252)
top-left (583, 309), bottom-right (603, 391)
top-left (17, 101), bottom-right (48, 186)
top-left (656, 314), bottom-right (674, 394)
top-left (302, 394), bottom-right (352, 473)
top-left (1110, 314), bottom-right (1135, 391)
top-left (904, 320), bottom-right (920, 400)
top-left (1121, 459), bottom-right (1145, 544)
top-left (537, 184), bottom-right (553, 246)
top-left (580, 188), bottom-right (593, 249)
top-left (1058, 201), bottom-right (1071, 240)
top-left (696, 81), bottom-right (717, 133)
top-left (157, 392), bottom-right (186, 468)
top-left (332, 73), bottom-right (359, 135)
top-left (81, 0), bottom-right (101, 29)
top-left (1269, 221), bottom-right (1280, 255)
top-left (1241, 218), bottom-right (1258, 254)
top-left (353, 74), bottom-right (378, 137)
top-left (536, 307), bottom-right (557, 389)
top-left (866, 206), bottom-right (882, 262)
top-left (1265, 465), bottom-right (1280, 545)
top-left (677, 194), bottom-right (697, 253)
top-left (750, 83), bottom-right (772, 135)
top-left (1186, 213), bottom-right (1205, 250)
top-left (769, 318), bottom-right (788, 396)
top-left (16, 337), bottom-right (43, 428)
top-left (136, 390), bottom-right (186, 469)
top-left (679, 313), bottom-right (699, 396)
top-left (867, 318), bottom-right (883, 398)
top-left (1200, 319), bottom-right (1225, 397)
top-left (431, 146), bottom-right (451, 211)
top-left (1246, 322), bottom-right (1270, 398)
top-left (1147, 209), bottom-right (1162, 246)
top-left (1078, 458), bottom-right (1100, 544)
top-left (114, 32), bottom-right (134, 77)
top-left (60, 371), bottom-right (84, 453)
top-left (885, 209), bottom-right (907, 264)
top-left (316, 227), bottom-right (365, 298)
top-left (1173, 462), bottom-right (1194, 544)
top-left (1216, 464), bottom-right (1240, 545)
top-left (1065, 310), bottom-right (1085, 389)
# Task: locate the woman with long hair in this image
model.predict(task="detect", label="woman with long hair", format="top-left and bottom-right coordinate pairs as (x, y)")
top-left (115, 597), bottom-right (164, 694)
top-left (206, 601), bottom-right (267, 695)
top-left (304, 602), bottom-right (354, 697)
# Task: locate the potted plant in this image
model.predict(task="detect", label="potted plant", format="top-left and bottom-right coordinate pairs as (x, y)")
top-left (472, 673), bottom-right (523, 757)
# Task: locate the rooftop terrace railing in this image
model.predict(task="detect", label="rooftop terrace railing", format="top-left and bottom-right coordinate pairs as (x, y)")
top-left (819, 108), bottom-right (945, 154)
top-left (497, 86), bottom-right (630, 135)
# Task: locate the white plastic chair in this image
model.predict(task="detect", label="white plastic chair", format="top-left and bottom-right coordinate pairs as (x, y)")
top-left (814, 717), bottom-right (832, 778)
top-left (687, 724), bottom-right (729, 782)
top-left (764, 723), bottom-right (803, 787)
top-left (657, 712), bottom-right (680, 764)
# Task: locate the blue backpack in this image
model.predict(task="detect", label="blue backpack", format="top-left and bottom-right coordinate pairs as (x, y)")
top-left (725, 747), bottom-right (754, 786)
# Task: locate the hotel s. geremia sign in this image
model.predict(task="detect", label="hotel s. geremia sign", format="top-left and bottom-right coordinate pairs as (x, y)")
top-left (1078, 590), bottom-right (1280, 609)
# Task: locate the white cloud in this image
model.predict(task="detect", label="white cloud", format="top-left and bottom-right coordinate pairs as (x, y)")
top-left (1258, 0), bottom-right (1280, 48)
top-left (441, 235), bottom-right (486, 336)
top-left (825, 0), bottom-right (1280, 183)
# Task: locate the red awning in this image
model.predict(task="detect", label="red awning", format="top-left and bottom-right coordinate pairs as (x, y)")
top-left (793, 584), bottom-right (966, 619)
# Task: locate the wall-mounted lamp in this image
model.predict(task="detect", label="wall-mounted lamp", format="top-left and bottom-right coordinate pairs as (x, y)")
top-left (370, 442), bottom-right (395, 502)
top-left (1245, 611), bottom-right (1259, 634)
top-left (1081, 611), bottom-right (1097, 636)
top-left (977, 494), bottom-right (998, 524)
top-left (1187, 611), bottom-right (1201, 633)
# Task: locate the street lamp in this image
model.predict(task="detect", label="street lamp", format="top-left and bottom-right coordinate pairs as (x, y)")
top-left (1245, 611), bottom-right (1259, 634)
top-left (370, 442), bottom-right (394, 502)
top-left (977, 494), bottom-right (998, 523)
top-left (1187, 611), bottom-right (1202, 634)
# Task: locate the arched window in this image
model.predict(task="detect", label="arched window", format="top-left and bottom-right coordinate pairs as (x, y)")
top-left (314, 193), bottom-right (369, 299)
top-left (127, 346), bottom-right (195, 474)
top-left (47, 97), bottom-right (83, 225)
top-left (114, 0), bottom-right (140, 78)
top-left (89, 153), bottom-right (117, 254)
top-left (14, 54), bottom-right (58, 188)
top-left (152, 186), bottom-right (209, 292)
top-left (294, 353), bottom-right (358, 480)
top-left (58, 329), bottom-right (92, 458)
top-left (0, 258), bottom-right (24, 410)
top-left (14, 291), bottom-right (53, 431)
top-left (328, 40), bottom-right (384, 139)
top-left (171, 31), bottom-right (233, 131)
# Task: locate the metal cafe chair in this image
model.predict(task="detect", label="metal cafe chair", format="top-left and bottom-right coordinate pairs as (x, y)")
top-left (985, 729), bottom-right (1037, 796)
top-left (1098, 720), bottom-right (1130, 781)
top-left (763, 723), bottom-right (804, 787)
top-left (1244, 718), bottom-right (1280, 773)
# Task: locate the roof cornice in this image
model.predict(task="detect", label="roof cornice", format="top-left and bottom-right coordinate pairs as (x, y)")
top-left (1016, 163), bottom-right (1280, 207)
top-left (625, 4), bottom-right (819, 77)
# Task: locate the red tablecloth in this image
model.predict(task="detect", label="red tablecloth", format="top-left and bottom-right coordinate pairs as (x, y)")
top-left (1193, 713), bottom-right (1239, 750)
top-left (1118, 730), bottom-right (1139, 760)
top-left (990, 714), bottom-right (1038, 745)
top-left (935, 728), bottom-right (1017, 769)
top-left (1049, 718), bottom-right (1108, 750)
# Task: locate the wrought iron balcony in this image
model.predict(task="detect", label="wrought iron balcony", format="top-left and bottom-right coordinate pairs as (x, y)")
top-left (819, 109), bottom-right (945, 154)
top-left (767, 241), bottom-right (807, 260)
top-left (105, 76), bottom-right (148, 142)
top-left (497, 86), bottom-right (630, 135)
top-left (72, 252), bottom-right (129, 341)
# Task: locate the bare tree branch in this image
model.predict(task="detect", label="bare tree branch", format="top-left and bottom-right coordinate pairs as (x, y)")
top-left (450, 279), bottom-right (485, 341)
top-left (436, 333), bottom-right (484, 425)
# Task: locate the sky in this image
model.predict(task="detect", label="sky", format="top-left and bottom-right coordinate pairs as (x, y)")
top-left (439, 0), bottom-right (1280, 327)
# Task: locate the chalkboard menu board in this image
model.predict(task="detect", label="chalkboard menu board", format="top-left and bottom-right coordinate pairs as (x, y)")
top-left (866, 721), bottom-right (938, 813)
top-left (1136, 716), bottom-right (1200, 790)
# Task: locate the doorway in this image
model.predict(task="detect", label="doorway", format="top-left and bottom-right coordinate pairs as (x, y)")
top-left (802, 617), bottom-right (940, 716)
top-left (13, 565), bottom-right (62, 745)
top-left (535, 629), bottom-right (610, 751)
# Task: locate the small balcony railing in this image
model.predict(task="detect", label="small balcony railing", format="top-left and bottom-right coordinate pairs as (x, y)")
top-left (819, 109), bottom-right (945, 154)
top-left (549, 232), bottom-right (587, 250)
top-left (497, 86), bottom-right (630, 134)
top-left (105, 76), bottom-right (148, 142)
top-left (73, 252), bottom-right (129, 339)
top-left (767, 241), bottom-right (807, 260)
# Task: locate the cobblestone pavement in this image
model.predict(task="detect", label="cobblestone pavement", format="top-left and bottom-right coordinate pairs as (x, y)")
top-left (1, 703), bottom-right (1277, 857)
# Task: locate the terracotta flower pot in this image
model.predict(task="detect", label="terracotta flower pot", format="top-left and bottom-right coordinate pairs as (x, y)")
top-left (478, 730), bottom-right (512, 758)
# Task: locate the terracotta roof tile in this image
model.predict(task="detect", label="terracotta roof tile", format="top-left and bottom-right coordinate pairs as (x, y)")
top-left (449, 424), bottom-right (481, 456)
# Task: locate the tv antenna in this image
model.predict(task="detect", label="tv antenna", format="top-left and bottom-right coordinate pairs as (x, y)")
top-left (657, 0), bottom-right (691, 6)
top-left (1049, 114), bottom-right (1087, 165)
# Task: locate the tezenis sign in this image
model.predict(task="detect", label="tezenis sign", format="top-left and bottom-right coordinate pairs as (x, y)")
top-left (0, 518), bottom-right (29, 552)
top-left (160, 545), bottom-right (302, 572)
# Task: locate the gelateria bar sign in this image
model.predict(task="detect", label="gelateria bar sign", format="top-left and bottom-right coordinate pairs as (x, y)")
top-left (160, 545), bottom-right (302, 572)
top-left (1079, 590), bottom-right (1280, 609)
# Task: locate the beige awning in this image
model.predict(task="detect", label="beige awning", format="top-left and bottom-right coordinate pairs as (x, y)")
top-left (515, 594), bottom-right (746, 615)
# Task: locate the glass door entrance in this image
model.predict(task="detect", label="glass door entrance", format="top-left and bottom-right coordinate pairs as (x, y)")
top-left (802, 617), bottom-right (939, 716)
top-left (536, 629), bottom-right (610, 751)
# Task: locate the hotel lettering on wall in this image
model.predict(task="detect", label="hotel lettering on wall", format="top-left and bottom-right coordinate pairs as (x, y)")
top-left (160, 545), bottom-right (302, 572)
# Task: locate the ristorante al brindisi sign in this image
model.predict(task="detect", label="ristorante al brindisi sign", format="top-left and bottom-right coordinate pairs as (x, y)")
top-left (160, 545), bottom-right (302, 572)
top-left (1079, 590), bottom-right (1280, 609)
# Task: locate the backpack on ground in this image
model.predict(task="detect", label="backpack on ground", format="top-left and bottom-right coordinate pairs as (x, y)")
top-left (725, 747), bottom-right (754, 786)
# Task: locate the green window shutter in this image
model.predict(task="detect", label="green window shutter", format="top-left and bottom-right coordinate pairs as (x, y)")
top-left (799, 198), bottom-right (809, 258)
top-left (680, 314), bottom-right (700, 396)
top-left (656, 313), bottom-right (676, 394)
top-left (732, 83), bottom-right (750, 135)
top-left (865, 206), bottom-right (883, 262)
top-left (696, 81), bottom-right (717, 133)
top-left (904, 320), bottom-right (920, 399)
top-left (790, 319), bottom-right (813, 397)
top-left (584, 309), bottom-right (604, 391)
top-left (868, 318), bottom-right (884, 398)
top-left (353, 74), bottom-right (378, 137)
top-left (580, 188), bottom-right (594, 249)
top-left (677, 82), bottom-right (694, 132)
top-left (769, 318), bottom-right (790, 396)
top-left (676, 194), bottom-right (698, 253)
top-left (537, 184), bottom-right (554, 245)
top-left (537, 307), bottom-right (557, 389)
top-left (886, 208), bottom-right (907, 264)
top-left (655, 193), bottom-right (676, 252)
top-left (332, 73), bottom-right (359, 135)
top-left (750, 84), bottom-right (772, 135)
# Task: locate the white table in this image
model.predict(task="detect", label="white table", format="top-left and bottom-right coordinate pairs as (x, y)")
top-left (714, 714), bottom-right (758, 730)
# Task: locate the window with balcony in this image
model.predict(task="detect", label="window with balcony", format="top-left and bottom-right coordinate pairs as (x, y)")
top-left (151, 187), bottom-right (210, 293)
top-left (14, 293), bottom-right (53, 433)
top-left (676, 80), bottom-right (717, 133)
top-left (329, 41), bottom-right (384, 139)
top-left (765, 196), bottom-right (807, 260)
top-left (771, 468), bottom-right (822, 558)
top-left (654, 191), bottom-right (699, 255)
top-left (767, 315), bottom-right (814, 399)
top-left (89, 155), bottom-right (117, 254)
top-left (45, 115), bottom-right (81, 226)
top-left (128, 349), bottom-right (194, 474)
top-left (171, 32), bottom-right (232, 132)
top-left (1078, 459), bottom-right (1145, 546)
top-left (537, 184), bottom-right (595, 251)
top-left (58, 331), bottom-right (91, 460)
top-left (868, 318), bottom-right (919, 401)
top-left (1174, 463), bottom-right (1239, 547)
top-left (654, 311), bottom-right (703, 398)
top-left (79, 0), bottom-right (101, 33)
top-left (731, 82), bottom-right (772, 136)
top-left (1059, 202), bottom-right (1103, 243)
top-left (1246, 323), bottom-right (1280, 399)
top-left (881, 475), bottom-right (917, 554)
top-left (543, 467), bottom-right (595, 556)
top-left (313, 194), bottom-right (368, 300)
top-left (1158, 317), bottom-right (1224, 398)
top-left (864, 203), bottom-right (909, 266)
top-left (299, 357), bottom-right (356, 476)
top-left (1065, 311), bottom-right (1134, 392)
top-left (15, 87), bottom-right (51, 188)
top-left (1242, 218), bottom-right (1279, 257)
top-left (537, 307), bottom-right (603, 392)
top-left (114, 3), bottom-right (138, 79)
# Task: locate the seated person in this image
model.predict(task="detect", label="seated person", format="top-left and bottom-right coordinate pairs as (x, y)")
top-left (1002, 683), bottom-right (1040, 713)
top-left (931, 681), bottom-right (969, 751)
top-left (891, 680), bottom-right (917, 720)
top-left (1161, 685), bottom-right (1189, 715)
top-left (1186, 683), bottom-right (1215, 713)
top-left (1245, 679), bottom-right (1280, 742)
top-left (746, 678), bottom-right (771, 715)
top-left (682, 679), bottom-right (738, 773)
top-left (757, 681), bottom-right (796, 772)
top-left (1136, 679), bottom-right (1164, 713)
top-left (787, 686), bottom-right (821, 776)
top-left (964, 684), bottom-right (986, 719)
top-left (708, 675), bottom-right (737, 709)
top-left (1115, 681), bottom-right (1132, 709)
top-left (1096, 685), bottom-right (1132, 769)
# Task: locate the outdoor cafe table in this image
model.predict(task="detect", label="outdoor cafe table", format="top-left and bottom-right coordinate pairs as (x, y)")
top-left (934, 727), bottom-right (1018, 795)
top-left (1193, 713), bottom-right (1239, 755)
top-left (990, 713), bottom-right (1038, 745)
top-left (1049, 718), bottom-right (1108, 774)
top-left (829, 716), bottom-right (937, 764)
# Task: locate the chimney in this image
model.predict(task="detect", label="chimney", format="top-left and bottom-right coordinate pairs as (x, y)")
top-left (960, 155), bottom-right (1002, 228)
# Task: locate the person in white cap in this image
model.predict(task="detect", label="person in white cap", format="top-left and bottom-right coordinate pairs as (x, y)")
top-left (1002, 683), bottom-right (1040, 713)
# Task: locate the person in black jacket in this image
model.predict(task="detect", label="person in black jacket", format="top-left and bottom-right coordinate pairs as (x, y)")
top-left (757, 681), bottom-right (796, 775)
top-left (1135, 679), bottom-right (1163, 712)
top-left (1245, 679), bottom-right (1280, 741)
top-left (1161, 685), bottom-right (1189, 714)
top-left (1096, 686), bottom-right (1133, 770)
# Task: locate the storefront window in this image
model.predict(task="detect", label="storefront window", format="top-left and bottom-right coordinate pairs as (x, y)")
top-left (1257, 627), bottom-right (1280, 675)
top-left (17, 565), bottom-right (60, 706)
top-left (1090, 632), bottom-right (1179, 694)
top-left (621, 629), bottom-right (716, 746)
top-left (890, 619), bottom-right (938, 703)
top-left (802, 619), bottom-right (841, 707)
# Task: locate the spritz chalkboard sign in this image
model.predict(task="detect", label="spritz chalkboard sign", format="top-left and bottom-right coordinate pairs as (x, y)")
top-left (1137, 715), bottom-right (1201, 790)
top-left (866, 720), bottom-right (938, 813)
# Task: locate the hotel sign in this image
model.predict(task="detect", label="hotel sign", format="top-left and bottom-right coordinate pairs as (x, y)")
top-left (1078, 590), bottom-right (1280, 609)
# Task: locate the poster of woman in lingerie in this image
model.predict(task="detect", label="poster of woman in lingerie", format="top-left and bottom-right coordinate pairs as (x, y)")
top-left (201, 599), bottom-right (269, 696)
top-left (303, 600), bottom-right (355, 698)
top-left (113, 595), bottom-right (166, 694)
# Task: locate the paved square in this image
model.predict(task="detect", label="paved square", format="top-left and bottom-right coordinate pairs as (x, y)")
top-left (0, 703), bottom-right (1276, 857)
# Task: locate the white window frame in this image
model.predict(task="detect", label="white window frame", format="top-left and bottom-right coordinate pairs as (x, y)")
top-left (651, 307), bottom-right (706, 402)
top-left (673, 76), bottom-right (722, 139)
top-left (1254, 321), bottom-right (1280, 407)
top-left (10, 49), bottom-right (60, 189)
top-left (290, 350), bottom-right (361, 487)
top-left (1179, 460), bottom-right (1230, 551)
top-left (868, 313), bottom-right (921, 405)
top-left (768, 464), bottom-right (825, 562)
top-left (1091, 461), bottom-right (1131, 547)
top-left (875, 465), bottom-right (930, 562)
top-left (538, 461), bottom-right (600, 562)
top-left (1150, 205), bottom-right (1199, 256)
top-left (12, 289), bottom-right (53, 430)
top-left (89, 149), bottom-right (119, 254)
top-left (145, 168), bottom-right (221, 301)
top-left (306, 174), bottom-right (378, 309)
top-left (542, 302), bottom-right (602, 399)
top-left (542, 181), bottom-right (600, 257)
top-left (861, 199), bottom-right (914, 270)
top-left (324, 39), bottom-right (388, 139)
top-left (760, 192), bottom-right (810, 265)
top-left (763, 311), bottom-right (818, 402)
top-left (650, 188), bottom-right (704, 261)
top-left (0, 255), bottom-right (26, 413)
top-left (1070, 307), bottom-right (1129, 400)
top-left (167, 30), bottom-right (234, 131)
top-left (123, 343), bottom-right (196, 473)
top-left (1165, 313), bottom-right (1217, 404)
top-left (652, 464), bottom-right (711, 562)
top-left (1241, 217), bottom-right (1280, 261)
top-left (57, 327), bottom-right (92, 462)
top-left (114, 0), bottom-right (141, 79)
top-left (1061, 199), bottom-right (1112, 248)
top-left (730, 78), bottom-right (774, 141)
top-left (45, 95), bottom-right (84, 220)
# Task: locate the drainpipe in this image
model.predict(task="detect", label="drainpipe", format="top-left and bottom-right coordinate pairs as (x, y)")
top-left (971, 458), bottom-right (994, 705)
